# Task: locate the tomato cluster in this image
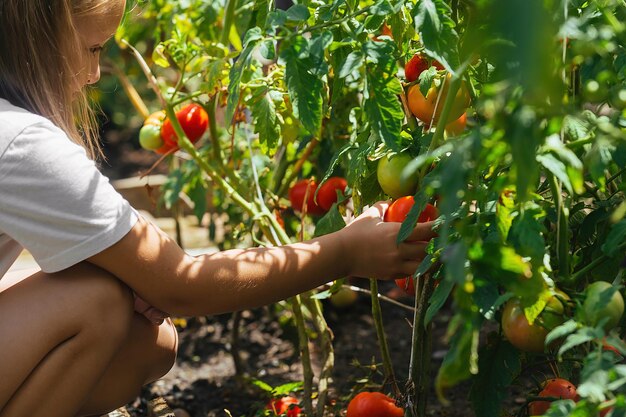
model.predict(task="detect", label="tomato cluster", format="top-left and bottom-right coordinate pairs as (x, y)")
top-left (138, 103), bottom-right (209, 154)
top-left (288, 177), bottom-right (348, 216)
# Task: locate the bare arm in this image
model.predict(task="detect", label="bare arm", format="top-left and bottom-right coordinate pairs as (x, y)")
top-left (88, 202), bottom-right (436, 316)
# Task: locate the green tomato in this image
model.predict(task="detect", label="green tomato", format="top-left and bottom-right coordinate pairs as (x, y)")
top-left (139, 124), bottom-right (164, 150)
top-left (583, 281), bottom-right (625, 331)
top-left (377, 154), bottom-right (419, 199)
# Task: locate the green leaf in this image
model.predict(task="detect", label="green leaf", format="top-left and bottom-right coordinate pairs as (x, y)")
top-left (585, 137), bottom-right (616, 192)
top-left (185, 176), bottom-right (208, 223)
top-left (363, 42), bottom-right (404, 151)
top-left (472, 280), bottom-right (502, 320)
top-left (545, 320), bottom-right (579, 347)
top-left (225, 27), bottom-right (263, 124)
top-left (469, 341), bottom-right (521, 417)
top-left (436, 313), bottom-right (480, 404)
top-left (397, 190), bottom-right (429, 243)
top-left (251, 87), bottom-right (281, 150)
top-left (537, 153), bottom-right (574, 195)
top-left (314, 204), bottom-right (346, 237)
top-left (508, 207), bottom-right (546, 261)
top-left (281, 36), bottom-right (325, 135)
top-left (339, 51), bottom-right (364, 79)
top-left (558, 327), bottom-right (603, 358)
top-left (602, 220), bottom-right (626, 257)
top-left (426, 275), bottom-right (454, 324)
top-left (286, 4), bottom-right (310, 21)
top-left (412, 0), bottom-right (459, 72)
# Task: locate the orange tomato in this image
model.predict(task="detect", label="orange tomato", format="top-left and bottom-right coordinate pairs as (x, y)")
top-left (407, 74), bottom-right (470, 126)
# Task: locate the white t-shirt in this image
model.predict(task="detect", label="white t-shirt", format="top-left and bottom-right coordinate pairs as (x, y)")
top-left (0, 98), bottom-right (138, 277)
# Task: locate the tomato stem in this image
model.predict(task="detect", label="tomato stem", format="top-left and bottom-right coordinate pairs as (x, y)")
top-left (369, 279), bottom-right (400, 397)
top-left (548, 173), bottom-right (570, 280)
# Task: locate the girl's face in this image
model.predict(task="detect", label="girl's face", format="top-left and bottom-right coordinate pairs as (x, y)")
top-left (73, 1), bottom-right (125, 89)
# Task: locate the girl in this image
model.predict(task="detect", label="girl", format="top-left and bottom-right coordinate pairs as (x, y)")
top-left (0, 1), bottom-right (436, 416)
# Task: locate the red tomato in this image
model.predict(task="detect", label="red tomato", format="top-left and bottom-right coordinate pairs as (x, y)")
top-left (528, 378), bottom-right (578, 416)
top-left (266, 396), bottom-right (302, 417)
top-left (394, 277), bottom-right (415, 296)
top-left (384, 197), bottom-right (438, 296)
top-left (346, 392), bottom-right (404, 417)
top-left (317, 177), bottom-right (348, 211)
top-left (161, 103), bottom-right (209, 149)
top-left (407, 74), bottom-right (470, 126)
top-left (405, 54), bottom-right (444, 83)
top-left (288, 179), bottom-right (326, 216)
top-left (384, 196), bottom-right (438, 223)
top-left (445, 112), bottom-right (467, 136)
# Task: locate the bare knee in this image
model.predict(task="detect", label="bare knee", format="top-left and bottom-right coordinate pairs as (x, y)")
top-left (145, 318), bottom-right (178, 383)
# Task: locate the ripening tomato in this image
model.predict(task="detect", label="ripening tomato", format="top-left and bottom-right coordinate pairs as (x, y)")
top-left (528, 378), bottom-right (578, 416)
top-left (384, 197), bottom-right (438, 296)
top-left (405, 54), bottom-right (443, 83)
top-left (583, 281), bottom-right (625, 331)
top-left (377, 154), bottom-right (420, 199)
top-left (161, 103), bottom-right (209, 149)
top-left (346, 392), bottom-right (404, 417)
top-left (502, 292), bottom-right (569, 353)
top-left (266, 396), bottom-right (302, 417)
top-left (407, 74), bottom-right (470, 126)
top-left (317, 177), bottom-right (348, 211)
top-left (288, 179), bottom-right (326, 216)
top-left (445, 112), bottom-right (467, 136)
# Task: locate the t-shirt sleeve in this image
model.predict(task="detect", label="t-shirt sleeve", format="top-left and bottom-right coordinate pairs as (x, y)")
top-left (0, 122), bottom-right (139, 273)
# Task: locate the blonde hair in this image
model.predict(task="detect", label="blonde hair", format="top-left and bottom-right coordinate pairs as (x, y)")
top-left (0, 0), bottom-right (124, 159)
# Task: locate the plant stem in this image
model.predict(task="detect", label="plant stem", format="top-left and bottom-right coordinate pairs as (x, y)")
top-left (305, 296), bottom-right (335, 417)
top-left (220, 0), bottom-right (237, 46)
top-left (277, 138), bottom-right (320, 197)
top-left (370, 279), bottom-right (400, 397)
top-left (549, 173), bottom-right (570, 279)
top-left (570, 241), bottom-right (626, 283)
top-left (292, 294), bottom-right (315, 417)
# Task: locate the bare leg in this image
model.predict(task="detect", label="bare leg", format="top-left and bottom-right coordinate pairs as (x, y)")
top-left (0, 263), bottom-right (134, 417)
top-left (76, 315), bottom-right (178, 416)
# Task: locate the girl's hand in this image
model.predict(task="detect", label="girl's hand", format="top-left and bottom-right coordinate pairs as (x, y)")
top-left (133, 293), bottom-right (169, 325)
top-left (341, 201), bottom-right (437, 280)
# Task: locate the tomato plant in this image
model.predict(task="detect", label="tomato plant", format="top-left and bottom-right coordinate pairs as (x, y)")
top-left (346, 392), bottom-right (404, 417)
top-left (108, 0), bottom-right (626, 415)
top-left (528, 378), bottom-right (578, 416)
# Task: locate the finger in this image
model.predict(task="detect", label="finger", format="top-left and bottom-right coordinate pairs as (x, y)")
top-left (407, 221), bottom-right (438, 242)
top-left (360, 200), bottom-right (391, 219)
top-left (133, 294), bottom-right (152, 314)
top-left (399, 260), bottom-right (423, 277)
top-left (398, 241), bottom-right (429, 260)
